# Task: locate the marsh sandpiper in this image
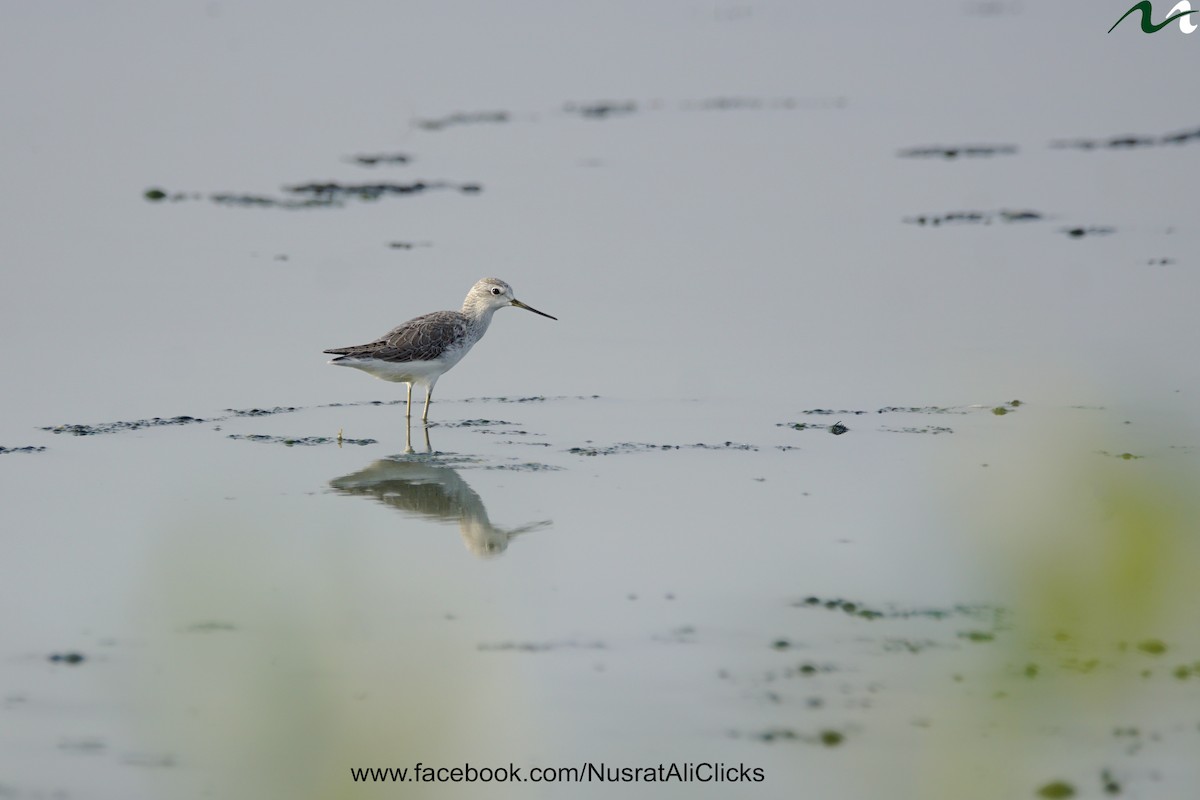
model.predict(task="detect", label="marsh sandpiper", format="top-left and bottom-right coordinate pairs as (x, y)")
top-left (324, 278), bottom-right (557, 422)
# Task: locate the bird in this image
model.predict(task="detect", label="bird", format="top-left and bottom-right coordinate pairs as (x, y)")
top-left (323, 278), bottom-right (557, 422)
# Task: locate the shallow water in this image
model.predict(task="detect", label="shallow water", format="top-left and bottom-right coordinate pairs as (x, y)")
top-left (3, 2), bottom-right (1200, 799)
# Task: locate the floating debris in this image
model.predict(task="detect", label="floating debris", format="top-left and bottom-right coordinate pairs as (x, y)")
top-left (459, 394), bottom-right (601, 403)
top-left (41, 415), bottom-right (208, 436)
top-left (1099, 450), bottom-right (1144, 461)
top-left (1061, 226), bottom-right (1115, 238)
top-left (41, 405), bottom-right (308, 435)
top-left (779, 420), bottom-right (848, 434)
top-left (904, 209), bottom-right (1043, 226)
top-left (223, 406), bottom-right (298, 417)
top-left (479, 462), bottom-right (564, 472)
top-left (567, 441), bottom-right (757, 456)
top-left (738, 727), bottom-right (847, 747)
top-left (388, 241), bottom-right (432, 250)
top-left (414, 110), bottom-right (510, 131)
top-left (803, 405), bottom-right (975, 415)
top-left (437, 419), bottom-right (518, 428)
top-left (880, 426), bottom-right (954, 435)
top-left (345, 152), bottom-right (410, 166)
top-left (210, 192), bottom-right (340, 209)
top-left (48, 652), bottom-right (86, 665)
top-left (152, 180), bottom-right (482, 210)
top-left (564, 100), bottom-right (637, 119)
top-left (284, 180), bottom-right (480, 200)
top-left (1052, 125), bottom-right (1200, 150)
top-left (0, 445), bottom-right (46, 454)
top-left (791, 595), bottom-right (1001, 623)
top-left (898, 144), bottom-right (1017, 159)
top-left (226, 434), bottom-right (376, 447)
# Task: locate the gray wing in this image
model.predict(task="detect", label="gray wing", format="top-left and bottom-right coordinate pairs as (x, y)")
top-left (324, 311), bottom-right (468, 363)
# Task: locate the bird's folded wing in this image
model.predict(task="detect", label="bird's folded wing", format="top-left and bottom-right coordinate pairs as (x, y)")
top-left (325, 312), bottom-right (468, 363)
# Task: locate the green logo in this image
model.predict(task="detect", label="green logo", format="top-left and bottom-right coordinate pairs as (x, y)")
top-left (1109, 1), bottom-right (1199, 33)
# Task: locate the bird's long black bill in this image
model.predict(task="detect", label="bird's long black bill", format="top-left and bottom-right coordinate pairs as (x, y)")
top-left (511, 299), bottom-right (557, 320)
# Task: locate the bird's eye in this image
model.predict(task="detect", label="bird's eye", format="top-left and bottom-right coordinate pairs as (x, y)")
top-left (491, 287), bottom-right (502, 295)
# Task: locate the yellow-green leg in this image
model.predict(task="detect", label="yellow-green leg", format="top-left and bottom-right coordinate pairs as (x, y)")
top-left (422, 386), bottom-right (433, 423)
top-left (405, 383), bottom-right (413, 418)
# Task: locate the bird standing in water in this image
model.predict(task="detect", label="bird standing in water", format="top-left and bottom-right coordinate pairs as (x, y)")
top-left (324, 278), bottom-right (557, 422)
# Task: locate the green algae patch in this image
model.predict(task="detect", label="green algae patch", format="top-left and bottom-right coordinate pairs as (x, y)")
top-left (1136, 638), bottom-right (1166, 655)
top-left (818, 730), bottom-right (845, 747)
top-left (1035, 780), bottom-right (1075, 798)
top-left (1098, 450), bottom-right (1144, 460)
top-left (743, 728), bottom-right (849, 747)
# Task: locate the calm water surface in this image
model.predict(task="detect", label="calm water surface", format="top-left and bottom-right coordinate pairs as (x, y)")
top-left (2, 2), bottom-right (1199, 798)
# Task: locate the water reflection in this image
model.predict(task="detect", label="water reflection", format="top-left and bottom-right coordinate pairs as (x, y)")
top-left (329, 425), bottom-right (550, 558)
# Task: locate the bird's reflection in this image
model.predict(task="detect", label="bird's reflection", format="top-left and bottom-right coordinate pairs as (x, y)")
top-left (329, 424), bottom-right (550, 558)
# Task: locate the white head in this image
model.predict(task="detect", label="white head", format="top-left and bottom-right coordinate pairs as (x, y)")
top-left (463, 277), bottom-right (557, 320)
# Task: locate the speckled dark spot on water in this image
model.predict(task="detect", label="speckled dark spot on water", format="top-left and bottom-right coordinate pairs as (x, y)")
top-left (1062, 226), bottom-right (1114, 238)
top-left (1101, 769), bottom-right (1121, 795)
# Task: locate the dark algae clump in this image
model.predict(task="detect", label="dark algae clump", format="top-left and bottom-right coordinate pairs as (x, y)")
top-left (0, 445), bottom-right (46, 454)
top-left (48, 652), bottom-right (86, 665)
